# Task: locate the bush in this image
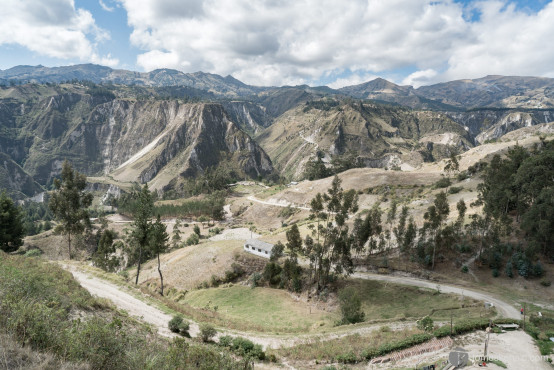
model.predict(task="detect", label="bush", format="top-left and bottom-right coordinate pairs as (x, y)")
top-left (24, 249), bottom-right (43, 257)
top-left (533, 262), bottom-right (544, 277)
top-left (505, 261), bottom-right (514, 278)
top-left (336, 351), bottom-right (357, 364)
top-left (338, 287), bottom-right (365, 324)
top-left (492, 268), bottom-right (499, 277)
top-left (448, 186), bottom-right (463, 194)
top-left (434, 177), bottom-right (451, 189)
top-left (540, 280), bottom-right (551, 287)
top-left (178, 320), bottom-right (190, 336)
top-left (200, 323), bottom-right (216, 342)
top-left (193, 225), bottom-right (201, 236)
top-left (232, 337), bottom-right (254, 354)
top-left (461, 265), bottom-right (469, 273)
top-left (168, 315), bottom-right (183, 333)
top-left (417, 316), bottom-right (434, 332)
top-left (186, 233), bottom-right (200, 246)
top-left (249, 272), bottom-right (261, 288)
top-left (218, 335), bottom-right (233, 347)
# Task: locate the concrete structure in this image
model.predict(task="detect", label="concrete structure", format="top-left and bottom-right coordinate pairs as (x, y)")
top-left (244, 239), bottom-right (273, 259)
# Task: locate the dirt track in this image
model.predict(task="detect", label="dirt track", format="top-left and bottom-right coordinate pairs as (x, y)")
top-left (66, 264), bottom-right (521, 353)
top-left (65, 265), bottom-right (414, 349)
top-left (352, 271), bottom-right (521, 319)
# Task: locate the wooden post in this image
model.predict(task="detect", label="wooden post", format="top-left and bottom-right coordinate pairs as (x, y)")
top-left (523, 303), bottom-right (526, 331)
top-left (450, 312), bottom-right (453, 335)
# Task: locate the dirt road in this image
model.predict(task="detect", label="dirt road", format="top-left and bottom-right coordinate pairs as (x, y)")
top-left (65, 265), bottom-right (521, 353)
top-left (351, 271), bottom-right (520, 319)
top-left (65, 265), bottom-right (412, 349)
top-left (247, 195), bottom-right (311, 211)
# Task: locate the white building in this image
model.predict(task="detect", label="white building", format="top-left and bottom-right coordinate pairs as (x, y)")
top-left (244, 239), bottom-right (273, 259)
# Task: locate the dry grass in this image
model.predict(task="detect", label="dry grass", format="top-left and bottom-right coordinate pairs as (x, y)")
top-left (274, 326), bottom-right (424, 362)
top-left (137, 239), bottom-right (245, 291)
top-left (0, 334), bottom-right (88, 370)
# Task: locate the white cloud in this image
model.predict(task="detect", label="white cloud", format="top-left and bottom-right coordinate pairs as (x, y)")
top-left (99, 0), bottom-right (115, 12)
top-left (0, 0), bottom-right (117, 66)
top-left (327, 72), bottom-right (380, 89)
top-left (119, 0), bottom-right (470, 86)
top-left (440, 1), bottom-right (554, 82)
top-left (402, 69), bottom-right (438, 87)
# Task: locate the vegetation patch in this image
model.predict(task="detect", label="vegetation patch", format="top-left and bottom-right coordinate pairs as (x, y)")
top-left (184, 285), bottom-right (335, 333)
top-left (0, 253), bottom-right (250, 369)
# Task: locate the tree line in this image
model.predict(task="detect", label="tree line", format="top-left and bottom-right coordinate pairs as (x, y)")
top-left (261, 141), bottom-right (552, 295)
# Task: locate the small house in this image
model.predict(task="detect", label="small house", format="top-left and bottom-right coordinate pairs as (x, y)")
top-left (244, 239), bottom-right (273, 259)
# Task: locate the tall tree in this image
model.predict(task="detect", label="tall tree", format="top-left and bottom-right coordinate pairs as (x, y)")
top-left (394, 205), bottom-right (408, 250)
top-left (172, 219), bottom-right (182, 248)
top-left (0, 191), bottom-right (24, 253)
top-left (130, 184), bottom-right (154, 285)
top-left (285, 223), bottom-right (302, 261)
top-left (150, 215), bottom-right (169, 295)
top-left (305, 176), bottom-right (358, 290)
top-left (423, 191), bottom-right (449, 269)
top-left (49, 160), bottom-right (93, 259)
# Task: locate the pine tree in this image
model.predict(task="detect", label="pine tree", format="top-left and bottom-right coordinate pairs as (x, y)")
top-left (0, 191), bottom-right (24, 253)
top-left (130, 184), bottom-right (153, 285)
top-left (172, 219), bottom-right (182, 248)
top-left (49, 160), bottom-right (93, 259)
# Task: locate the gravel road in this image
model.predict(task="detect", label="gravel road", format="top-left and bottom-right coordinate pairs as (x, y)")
top-left (351, 272), bottom-right (520, 319)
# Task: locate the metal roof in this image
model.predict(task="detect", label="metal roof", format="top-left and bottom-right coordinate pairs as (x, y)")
top-left (244, 239), bottom-right (274, 252)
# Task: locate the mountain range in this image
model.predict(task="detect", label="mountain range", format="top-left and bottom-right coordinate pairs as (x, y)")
top-left (0, 64), bottom-right (553, 199)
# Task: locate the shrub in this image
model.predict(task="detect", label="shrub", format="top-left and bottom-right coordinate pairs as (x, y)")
top-left (249, 272), bottom-right (261, 288)
top-left (218, 335), bottom-right (233, 347)
top-left (505, 261), bottom-right (514, 278)
top-left (232, 337), bottom-right (254, 354)
top-left (540, 280), bottom-right (551, 287)
top-left (492, 268), bottom-right (499, 277)
top-left (336, 351), bottom-right (357, 364)
top-left (178, 320), bottom-right (190, 336)
top-left (533, 262), bottom-right (544, 277)
top-left (24, 249), bottom-right (43, 257)
top-left (193, 225), bottom-right (201, 236)
top-left (448, 186), bottom-right (463, 194)
top-left (434, 177), bottom-right (451, 189)
top-left (433, 325), bottom-right (452, 338)
top-left (417, 316), bottom-right (434, 332)
top-left (168, 315), bottom-right (183, 333)
top-left (186, 233), bottom-right (200, 246)
top-left (200, 323), bottom-right (216, 342)
top-left (461, 265), bottom-right (469, 273)
top-left (250, 344), bottom-right (265, 360)
top-left (338, 287), bottom-right (365, 324)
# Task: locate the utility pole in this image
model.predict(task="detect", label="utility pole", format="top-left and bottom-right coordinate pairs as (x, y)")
top-left (483, 319), bottom-right (492, 362)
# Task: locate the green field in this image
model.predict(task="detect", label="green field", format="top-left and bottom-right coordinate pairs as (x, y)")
top-left (348, 278), bottom-right (490, 321)
top-left (185, 285), bottom-right (336, 333)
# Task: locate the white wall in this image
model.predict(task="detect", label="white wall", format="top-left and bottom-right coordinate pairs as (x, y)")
top-left (244, 244), bottom-right (271, 259)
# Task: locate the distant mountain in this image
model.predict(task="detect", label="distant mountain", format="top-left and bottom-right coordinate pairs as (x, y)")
top-left (340, 75), bottom-right (554, 109)
top-left (0, 64), bottom-right (268, 98)
top-left (3, 64), bottom-right (554, 109)
top-left (416, 75), bottom-right (554, 109)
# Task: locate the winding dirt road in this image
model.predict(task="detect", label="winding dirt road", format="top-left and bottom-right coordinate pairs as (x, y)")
top-left (352, 271), bottom-right (520, 319)
top-left (65, 265), bottom-right (520, 352)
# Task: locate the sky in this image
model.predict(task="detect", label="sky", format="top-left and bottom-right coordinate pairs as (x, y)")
top-left (0, 0), bottom-right (553, 88)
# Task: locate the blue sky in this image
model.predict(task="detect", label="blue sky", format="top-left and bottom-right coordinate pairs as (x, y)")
top-left (1, 0), bottom-right (553, 87)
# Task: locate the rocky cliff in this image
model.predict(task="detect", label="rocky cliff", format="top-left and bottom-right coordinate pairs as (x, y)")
top-left (0, 84), bottom-right (273, 194)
